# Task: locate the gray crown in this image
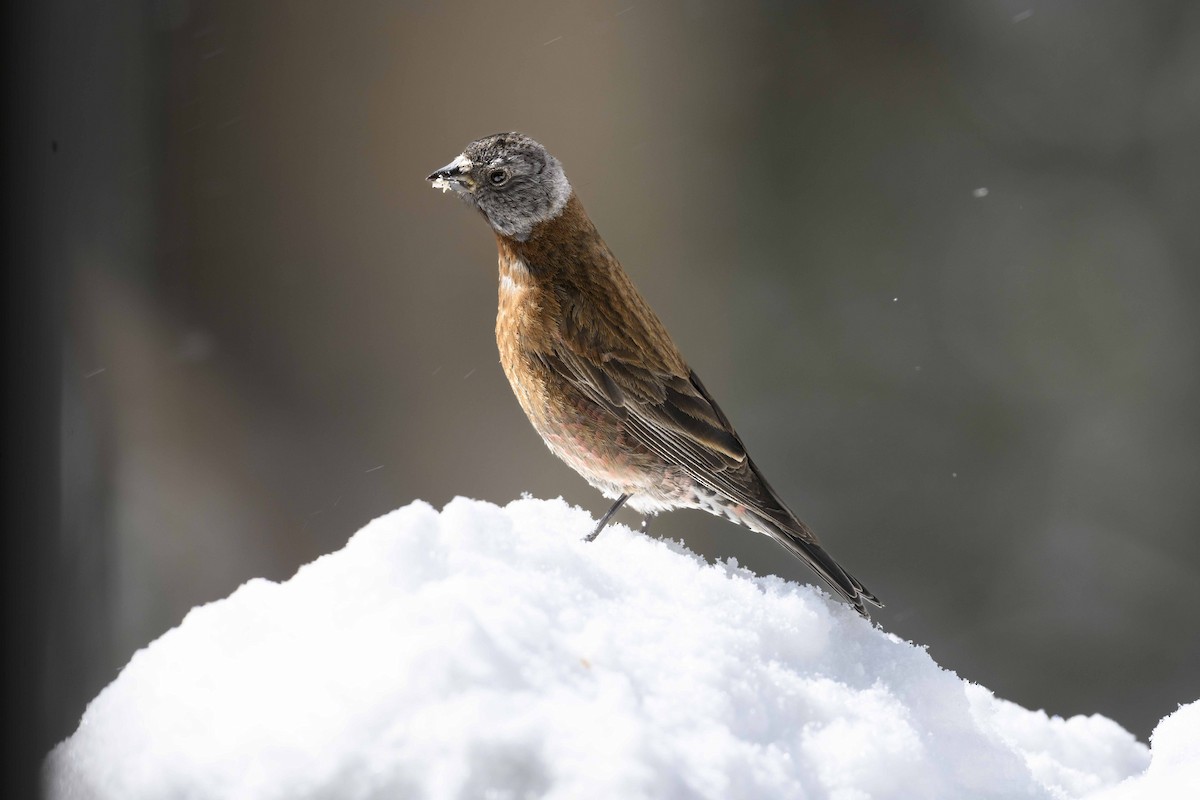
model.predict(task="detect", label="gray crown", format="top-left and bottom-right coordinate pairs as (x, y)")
top-left (428, 132), bottom-right (572, 241)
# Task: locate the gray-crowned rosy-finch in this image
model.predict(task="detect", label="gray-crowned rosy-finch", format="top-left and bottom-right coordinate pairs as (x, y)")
top-left (428, 132), bottom-right (881, 618)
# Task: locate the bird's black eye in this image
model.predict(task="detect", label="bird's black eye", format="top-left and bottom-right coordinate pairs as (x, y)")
top-left (488, 169), bottom-right (509, 186)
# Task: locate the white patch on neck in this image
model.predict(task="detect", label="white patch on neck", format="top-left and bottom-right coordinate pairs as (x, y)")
top-left (500, 257), bottom-right (530, 295)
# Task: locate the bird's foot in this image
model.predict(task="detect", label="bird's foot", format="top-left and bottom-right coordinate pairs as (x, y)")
top-left (585, 493), bottom-right (630, 542)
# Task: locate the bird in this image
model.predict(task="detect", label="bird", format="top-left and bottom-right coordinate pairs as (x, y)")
top-left (427, 132), bottom-right (881, 618)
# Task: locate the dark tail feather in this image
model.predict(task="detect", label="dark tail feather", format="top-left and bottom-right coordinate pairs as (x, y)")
top-left (750, 511), bottom-right (882, 619)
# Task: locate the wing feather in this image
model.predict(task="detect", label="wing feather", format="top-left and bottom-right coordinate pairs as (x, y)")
top-left (542, 344), bottom-right (806, 529)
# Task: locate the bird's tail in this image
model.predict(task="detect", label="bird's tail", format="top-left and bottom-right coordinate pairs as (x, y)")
top-left (746, 509), bottom-right (882, 619)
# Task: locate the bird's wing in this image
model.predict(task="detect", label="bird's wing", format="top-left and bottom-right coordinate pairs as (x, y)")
top-left (539, 346), bottom-right (803, 537)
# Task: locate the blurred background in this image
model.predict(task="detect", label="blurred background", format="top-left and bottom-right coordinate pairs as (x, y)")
top-left (23, 0), bottom-right (1200, 763)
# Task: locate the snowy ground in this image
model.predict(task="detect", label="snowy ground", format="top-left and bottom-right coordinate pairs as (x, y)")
top-left (46, 497), bottom-right (1197, 799)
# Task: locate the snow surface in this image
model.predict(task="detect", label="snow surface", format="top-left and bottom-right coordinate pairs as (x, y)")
top-left (45, 497), bottom-right (1195, 799)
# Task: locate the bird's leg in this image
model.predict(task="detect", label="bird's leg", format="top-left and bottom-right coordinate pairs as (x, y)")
top-left (585, 494), bottom-right (629, 542)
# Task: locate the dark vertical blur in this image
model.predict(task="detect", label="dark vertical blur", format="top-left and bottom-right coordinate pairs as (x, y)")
top-left (6, 2), bottom-right (65, 794)
top-left (28, 0), bottom-right (1200, 767)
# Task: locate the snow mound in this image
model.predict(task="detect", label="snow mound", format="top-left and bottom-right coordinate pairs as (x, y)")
top-left (1088, 701), bottom-right (1200, 800)
top-left (45, 497), bottom-right (1185, 799)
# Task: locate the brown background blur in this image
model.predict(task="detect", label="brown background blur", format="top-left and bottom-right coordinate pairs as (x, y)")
top-left (33, 0), bottom-right (1200, 753)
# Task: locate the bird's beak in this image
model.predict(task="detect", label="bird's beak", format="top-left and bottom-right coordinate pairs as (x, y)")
top-left (426, 154), bottom-right (475, 194)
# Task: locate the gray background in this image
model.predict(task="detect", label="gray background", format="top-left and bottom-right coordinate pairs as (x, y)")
top-left (46, 0), bottom-right (1199, 747)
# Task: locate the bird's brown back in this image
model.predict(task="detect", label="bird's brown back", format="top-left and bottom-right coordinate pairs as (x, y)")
top-left (497, 194), bottom-right (687, 379)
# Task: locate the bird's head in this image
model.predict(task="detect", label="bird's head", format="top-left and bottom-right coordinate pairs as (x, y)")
top-left (427, 132), bottom-right (572, 241)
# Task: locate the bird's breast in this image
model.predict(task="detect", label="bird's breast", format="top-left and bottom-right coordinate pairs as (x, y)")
top-left (495, 254), bottom-right (549, 417)
top-left (494, 253), bottom-right (658, 494)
